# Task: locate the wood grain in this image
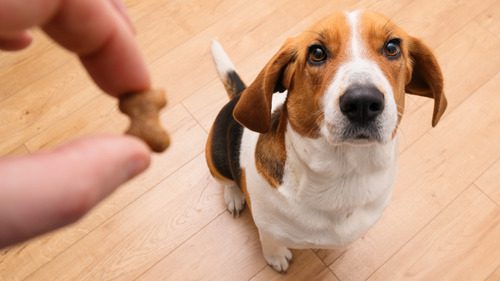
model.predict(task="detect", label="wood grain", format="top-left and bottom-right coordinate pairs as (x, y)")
top-left (25, 154), bottom-right (226, 280)
top-left (0, 1), bottom-right (499, 280)
top-left (474, 1), bottom-right (500, 38)
top-left (0, 104), bottom-right (207, 280)
top-left (368, 186), bottom-right (500, 281)
top-left (251, 250), bottom-right (340, 281)
top-left (486, 267), bottom-right (500, 281)
top-left (476, 159), bottom-right (500, 206)
top-left (138, 211), bottom-right (265, 281)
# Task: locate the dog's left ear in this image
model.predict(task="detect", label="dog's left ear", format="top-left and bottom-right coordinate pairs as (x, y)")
top-left (233, 39), bottom-right (297, 133)
top-left (406, 37), bottom-right (447, 127)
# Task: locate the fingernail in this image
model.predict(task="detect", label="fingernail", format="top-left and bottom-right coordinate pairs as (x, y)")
top-left (0, 30), bottom-right (33, 51)
top-left (126, 153), bottom-right (150, 178)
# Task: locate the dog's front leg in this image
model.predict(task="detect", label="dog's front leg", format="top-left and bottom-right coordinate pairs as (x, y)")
top-left (259, 231), bottom-right (292, 273)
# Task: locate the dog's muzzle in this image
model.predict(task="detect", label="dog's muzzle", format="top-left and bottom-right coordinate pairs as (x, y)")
top-left (339, 84), bottom-right (385, 142)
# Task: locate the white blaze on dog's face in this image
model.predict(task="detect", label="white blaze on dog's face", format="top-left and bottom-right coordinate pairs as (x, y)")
top-left (287, 11), bottom-right (412, 145)
top-left (322, 11), bottom-right (402, 145)
top-left (233, 11), bottom-right (446, 142)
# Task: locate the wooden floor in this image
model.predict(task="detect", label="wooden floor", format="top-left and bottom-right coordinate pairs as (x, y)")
top-left (1, 0), bottom-right (499, 280)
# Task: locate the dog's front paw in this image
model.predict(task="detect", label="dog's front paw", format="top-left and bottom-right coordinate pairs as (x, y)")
top-left (224, 184), bottom-right (245, 217)
top-left (264, 247), bottom-right (293, 273)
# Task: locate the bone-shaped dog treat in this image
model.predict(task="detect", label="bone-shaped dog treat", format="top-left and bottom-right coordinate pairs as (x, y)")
top-left (119, 89), bottom-right (170, 152)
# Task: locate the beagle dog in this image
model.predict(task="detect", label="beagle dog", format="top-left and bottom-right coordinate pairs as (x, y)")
top-left (206, 10), bottom-right (447, 273)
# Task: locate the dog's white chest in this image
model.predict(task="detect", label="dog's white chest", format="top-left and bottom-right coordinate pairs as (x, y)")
top-left (240, 127), bottom-right (397, 249)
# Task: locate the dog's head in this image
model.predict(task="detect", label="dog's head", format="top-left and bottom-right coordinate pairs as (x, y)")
top-left (233, 11), bottom-right (447, 145)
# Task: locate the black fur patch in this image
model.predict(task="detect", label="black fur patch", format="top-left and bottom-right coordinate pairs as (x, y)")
top-left (226, 70), bottom-right (246, 99)
top-left (209, 70), bottom-right (246, 186)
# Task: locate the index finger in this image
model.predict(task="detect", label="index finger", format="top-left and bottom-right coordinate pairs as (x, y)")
top-left (0, 0), bottom-right (150, 96)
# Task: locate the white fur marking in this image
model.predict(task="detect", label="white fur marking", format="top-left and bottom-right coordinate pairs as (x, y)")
top-left (211, 40), bottom-right (236, 78)
top-left (347, 11), bottom-right (362, 59)
top-left (224, 184), bottom-right (245, 217)
top-left (321, 11), bottom-right (398, 144)
top-left (260, 231), bottom-right (293, 273)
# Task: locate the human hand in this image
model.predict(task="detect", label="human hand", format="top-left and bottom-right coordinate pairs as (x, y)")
top-left (0, 0), bottom-right (153, 248)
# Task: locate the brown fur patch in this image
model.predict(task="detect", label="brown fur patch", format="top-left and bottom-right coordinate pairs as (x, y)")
top-left (357, 11), bottom-right (446, 127)
top-left (357, 12), bottom-right (412, 128)
top-left (232, 41), bottom-right (297, 133)
top-left (285, 12), bottom-right (352, 138)
top-left (255, 108), bottom-right (287, 188)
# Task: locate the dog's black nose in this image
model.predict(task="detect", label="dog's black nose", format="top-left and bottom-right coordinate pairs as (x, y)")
top-left (339, 85), bottom-right (385, 124)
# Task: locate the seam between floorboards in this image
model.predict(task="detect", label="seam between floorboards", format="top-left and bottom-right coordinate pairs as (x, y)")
top-left (181, 102), bottom-right (210, 134)
top-left (246, 265), bottom-right (268, 281)
top-left (133, 211), bottom-right (227, 280)
top-left (484, 264), bottom-right (500, 281)
top-left (22, 151), bottom-right (204, 280)
top-left (395, 0), bottom-right (500, 115)
top-left (471, 1), bottom-right (500, 40)
top-left (471, 157), bottom-right (500, 189)
top-left (400, 72), bottom-right (498, 155)
top-left (474, 184), bottom-right (500, 208)
top-left (313, 251), bottom-right (342, 281)
top-left (13, 2), bottom-right (498, 280)
top-left (362, 183), bottom-right (476, 281)
top-left (13, 90), bottom-right (98, 155)
top-left (177, 0), bottom-right (351, 113)
top-left (0, 58), bottom-right (72, 103)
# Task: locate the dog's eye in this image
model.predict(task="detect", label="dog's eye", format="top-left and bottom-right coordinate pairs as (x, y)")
top-left (383, 39), bottom-right (401, 59)
top-left (308, 45), bottom-right (327, 64)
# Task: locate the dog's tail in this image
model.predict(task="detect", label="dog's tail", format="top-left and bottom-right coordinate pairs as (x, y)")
top-left (211, 40), bottom-right (246, 99)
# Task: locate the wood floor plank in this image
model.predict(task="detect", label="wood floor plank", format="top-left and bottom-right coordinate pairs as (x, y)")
top-left (24, 94), bottom-right (123, 152)
top-left (2, 145), bottom-right (30, 157)
top-left (329, 73), bottom-right (500, 281)
top-left (397, 21), bottom-right (500, 150)
top-left (24, 154), bottom-right (225, 281)
top-left (0, 32), bottom-right (73, 102)
top-left (183, 0), bottom-right (378, 131)
top-left (314, 249), bottom-right (347, 269)
top-left (0, 104), bottom-right (206, 281)
top-left (1, 1), bottom-right (499, 280)
top-left (486, 267), bottom-right (500, 281)
top-left (368, 186), bottom-right (500, 281)
top-left (376, 0), bottom-right (497, 113)
top-left (0, 0), bottom-right (250, 155)
top-left (390, 0), bottom-right (496, 49)
top-left (127, 0), bottom-right (251, 65)
top-left (0, 59), bottom-right (98, 154)
top-left (138, 211), bottom-right (265, 281)
top-left (250, 250), bottom-right (339, 281)
top-left (474, 1), bottom-right (500, 38)
top-left (476, 159), bottom-right (500, 206)
top-left (150, 0), bottom-right (364, 107)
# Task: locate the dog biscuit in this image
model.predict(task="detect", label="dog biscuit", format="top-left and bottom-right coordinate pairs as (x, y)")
top-left (119, 89), bottom-right (170, 152)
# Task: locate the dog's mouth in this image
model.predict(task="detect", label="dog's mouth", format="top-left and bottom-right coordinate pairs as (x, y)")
top-left (342, 123), bottom-right (383, 143)
top-left (354, 133), bottom-right (370, 139)
top-left (323, 118), bottom-right (391, 146)
top-left (325, 121), bottom-right (385, 146)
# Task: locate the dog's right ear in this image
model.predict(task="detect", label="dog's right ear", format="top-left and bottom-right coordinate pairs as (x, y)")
top-left (233, 39), bottom-right (297, 133)
top-left (405, 37), bottom-right (447, 127)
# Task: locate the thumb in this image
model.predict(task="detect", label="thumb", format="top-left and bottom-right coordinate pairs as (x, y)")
top-left (0, 135), bottom-right (150, 248)
top-left (0, 30), bottom-right (32, 51)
